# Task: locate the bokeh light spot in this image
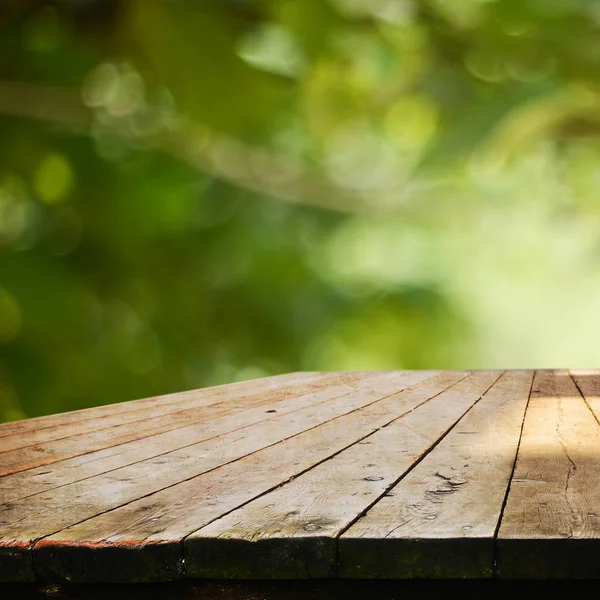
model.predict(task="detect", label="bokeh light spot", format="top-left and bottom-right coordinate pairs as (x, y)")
top-left (34, 153), bottom-right (73, 205)
top-left (82, 63), bottom-right (120, 108)
top-left (385, 94), bottom-right (438, 151)
top-left (0, 178), bottom-right (32, 245)
top-left (238, 24), bottom-right (306, 77)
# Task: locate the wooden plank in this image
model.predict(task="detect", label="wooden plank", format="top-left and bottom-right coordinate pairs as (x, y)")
top-left (570, 369), bottom-right (600, 416)
top-left (30, 371), bottom-right (465, 583)
top-left (0, 372), bottom-right (321, 438)
top-left (497, 370), bottom-right (600, 578)
top-left (0, 372), bottom-right (382, 502)
top-left (0, 373), bottom-right (337, 456)
top-left (185, 370), bottom-right (504, 579)
top-left (0, 370), bottom-right (439, 582)
top-left (339, 370), bottom-right (532, 579)
top-left (0, 372), bottom-right (368, 478)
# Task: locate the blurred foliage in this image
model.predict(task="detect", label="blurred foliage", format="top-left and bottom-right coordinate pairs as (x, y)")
top-left (2, 0), bottom-right (600, 421)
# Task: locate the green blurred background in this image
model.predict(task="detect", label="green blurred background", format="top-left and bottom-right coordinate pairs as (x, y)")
top-left (2, 0), bottom-right (600, 422)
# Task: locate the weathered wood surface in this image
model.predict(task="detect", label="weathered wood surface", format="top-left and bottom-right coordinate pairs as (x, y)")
top-left (0, 372), bottom-right (321, 439)
top-left (497, 369), bottom-right (600, 578)
top-left (2, 369), bottom-right (600, 583)
top-left (0, 370), bottom-right (437, 581)
top-left (0, 372), bottom-right (373, 493)
top-left (0, 372), bottom-right (343, 475)
top-left (32, 371), bottom-right (439, 583)
top-left (185, 371), bottom-right (493, 579)
top-left (340, 370), bottom-right (532, 578)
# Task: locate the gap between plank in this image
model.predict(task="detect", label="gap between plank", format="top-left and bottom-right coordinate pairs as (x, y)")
top-left (570, 372), bottom-right (600, 429)
top-left (491, 370), bottom-right (536, 577)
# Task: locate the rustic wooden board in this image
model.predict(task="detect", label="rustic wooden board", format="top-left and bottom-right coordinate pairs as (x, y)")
top-left (0, 372), bottom-right (344, 474)
top-left (184, 371), bottom-right (501, 579)
top-left (31, 371), bottom-right (453, 583)
top-left (497, 370), bottom-right (600, 578)
top-left (6, 369), bottom-right (600, 584)
top-left (0, 372), bottom-right (321, 439)
top-left (340, 370), bottom-right (532, 578)
top-left (0, 372), bottom-right (377, 502)
top-left (0, 371), bottom-right (375, 485)
top-left (1, 370), bottom-right (438, 582)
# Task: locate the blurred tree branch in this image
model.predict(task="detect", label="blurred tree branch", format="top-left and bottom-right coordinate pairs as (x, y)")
top-left (0, 79), bottom-right (382, 215)
top-left (0, 80), bottom-right (91, 126)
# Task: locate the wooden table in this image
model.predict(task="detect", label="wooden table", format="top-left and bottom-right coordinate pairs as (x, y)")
top-left (1, 369), bottom-right (599, 585)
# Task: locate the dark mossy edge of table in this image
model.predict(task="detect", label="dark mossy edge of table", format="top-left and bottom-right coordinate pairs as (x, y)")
top-left (3, 579), bottom-right (599, 600)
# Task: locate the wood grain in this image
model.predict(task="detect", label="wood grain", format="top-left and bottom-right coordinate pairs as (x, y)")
top-left (31, 371), bottom-right (457, 583)
top-left (0, 370), bottom-right (438, 582)
top-left (497, 370), bottom-right (600, 578)
top-left (185, 371), bottom-right (502, 579)
top-left (0, 372), bottom-right (321, 438)
top-left (0, 373), bottom-right (339, 461)
top-left (340, 370), bottom-right (532, 578)
top-left (0, 372), bottom-right (374, 481)
top-left (0, 372), bottom-right (378, 502)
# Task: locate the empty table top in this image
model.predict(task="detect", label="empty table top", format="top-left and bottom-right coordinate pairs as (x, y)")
top-left (0, 369), bottom-right (598, 583)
